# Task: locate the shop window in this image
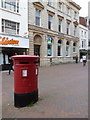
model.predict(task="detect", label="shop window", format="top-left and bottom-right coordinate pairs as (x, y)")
top-left (58, 40), bottom-right (62, 56)
top-left (0, 53), bottom-right (3, 65)
top-left (66, 41), bottom-right (69, 56)
top-left (48, 15), bottom-right (52, 30)
top-left (1, 0), bottom-right (19, 13)
top-left (2, 19), bottom-right (19, 35)
top-left (73, 42), bottom-right (76, 53)
top-left (47, 38), bottom-right (53, 56)
top-left (35, 9), bottom-right (41, 26)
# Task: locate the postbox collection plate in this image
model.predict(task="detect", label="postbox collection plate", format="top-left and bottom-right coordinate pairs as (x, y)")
top-left (22, 70), bottom-right (27, 77)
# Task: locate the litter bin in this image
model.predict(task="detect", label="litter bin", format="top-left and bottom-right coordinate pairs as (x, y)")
top-left (11, 55), bottom-right (39, 107)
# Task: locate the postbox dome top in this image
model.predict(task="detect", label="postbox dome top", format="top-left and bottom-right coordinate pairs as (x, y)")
top-left (11, 55), bottom-right (39, 60)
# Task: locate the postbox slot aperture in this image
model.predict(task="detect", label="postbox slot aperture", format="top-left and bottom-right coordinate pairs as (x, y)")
top-left (20, 62), bottom-right (29, 64)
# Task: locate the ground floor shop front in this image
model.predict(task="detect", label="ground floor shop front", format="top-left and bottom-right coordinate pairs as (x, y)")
top-left (0, 34), bottom-right (29, 70)
top-left (28, 25), bottom-right (79, 66)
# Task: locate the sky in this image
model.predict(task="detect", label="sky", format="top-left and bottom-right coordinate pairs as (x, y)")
top-left (73, 0), bottom-right (89, 17)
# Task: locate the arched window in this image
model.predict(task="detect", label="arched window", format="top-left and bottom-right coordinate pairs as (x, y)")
top-left (73, 42), bottom-right (76, 53)
top-left (66, 41), bottom-right (69, 56)
top-left (58, 40), bottom-right (62, 56)
top-left (47, 38), bottom-right (53, 56)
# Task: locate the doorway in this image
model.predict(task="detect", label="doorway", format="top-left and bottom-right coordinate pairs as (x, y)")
top-left (34, 45), bottom-right (40, 65)
top-left (34, 45), bottom-right (40, 56)
top-left (34, 34), bottom-right (42, 66)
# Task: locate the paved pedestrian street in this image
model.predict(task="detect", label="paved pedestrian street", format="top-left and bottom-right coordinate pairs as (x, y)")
top-left (2, 63), bottom-right (88, 118)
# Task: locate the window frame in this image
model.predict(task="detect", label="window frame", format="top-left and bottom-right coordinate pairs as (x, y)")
top-left (35, 9), bottom-right (41, 26)
top-left (74, 25), bottom-right (77, 36)
top-left (47, 0), bottom-right (51, 6)
top-left (73, 42), bottom-right (76, 53)
top-left (66, 7), bottom-right (70, 16)
top-left (66, 41), bottom-right (70, 56)
top-left (58, 19), bottom-right (62, 33)
top-left (58, 2), bottom-right (62, 11)
top-left (66, 22), bottom-right (70, 35)
top-left (57, 40), bottom-right (62, 56)
top-left (2, 19), bottom-right (19, 35)
top-left (1, 0), bottom-right (19, 13)
top-left (48, 14), bottom-right (52, 30)
top-left (47, 38), bottom-right (53, 56)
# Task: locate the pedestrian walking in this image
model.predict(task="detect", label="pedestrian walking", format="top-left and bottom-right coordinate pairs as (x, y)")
top-left (82, 55), bottom-right (87, 66)
top-left (9, 58), bottom-right (14, 75)
top-left (75, 55), bottom-right (78, 63)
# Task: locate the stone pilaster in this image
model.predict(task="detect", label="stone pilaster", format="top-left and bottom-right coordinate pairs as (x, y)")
top-left (70, 40), bottom-right (73, 58)
top-left (41, 34), bottom-right (47, 58)
top-left (28, 30), bottom-right (34, 55)
top-left (62, 39), bottom-right (66, 57)
top-left (53, 37), bottom-right (58, 57)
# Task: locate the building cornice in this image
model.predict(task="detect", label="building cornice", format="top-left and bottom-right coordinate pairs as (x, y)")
top-left (33, 2), bottom-right (44, 10)
top-left (69, 1), bottom-right (81, 10)
top-left (47, 10), bottom-right (55, 16)
top-left (28, 24), bottom-right (79, 40)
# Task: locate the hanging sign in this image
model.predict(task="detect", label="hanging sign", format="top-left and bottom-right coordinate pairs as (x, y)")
top-left (47, 38), bottom-right (52, 43)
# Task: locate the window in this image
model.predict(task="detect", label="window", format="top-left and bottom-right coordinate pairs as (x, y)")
top-left (48, 15), bottom-right (52, 30)
top-left (84, 32), bottom-right (86, 38)
top-left (47, 38), bottom-right (53, 56)
top-left (58, 40), bottom-right (62, 56)
top-left (1, 0), bottom-right (19, 13)
top-left (58, 19), bottom-right (62, 33)
top-left (2, 19), bottom-right (19, 35)
top-left (47, 0), bottom-right (51, 6)
top-left (74, 25), bottom-right (77, 36)
top-left (88, 41), bottom-right (90, 46)
top-left (35, 9), bottom-right (41, 26)
top-left (58, 2), bottom-right (62, 11)
top-left (82, 41), bottom-right (84, 48)
top-left (89, 19), bottom-right (90, 26)
top-left (66, 7), bottom-right (70, 15)
top-left (74, 11), bottom-right (77, 18)
top-left (73, 42), bottom-right (76, 53)
top-left (82, 40), bottom-right (86, 48)
top-left (81, 30), bottom-right (83, 37)
top-left (66, 22), bottom-right (70, 35)
top-left (66, 41), bottom-right (69, 56)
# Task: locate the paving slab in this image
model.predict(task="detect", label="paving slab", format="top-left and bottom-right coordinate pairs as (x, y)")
top-left (1, 63), bottom-right (88, 118)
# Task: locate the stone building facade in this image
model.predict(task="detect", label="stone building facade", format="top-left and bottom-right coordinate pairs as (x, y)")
top-left (28, 0), bottom-right (81, 66)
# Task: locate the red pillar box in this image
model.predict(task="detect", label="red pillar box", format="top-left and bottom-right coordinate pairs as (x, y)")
top-left (11, 55), bottom-right (39, 107)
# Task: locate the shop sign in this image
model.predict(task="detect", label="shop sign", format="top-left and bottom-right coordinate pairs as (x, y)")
top-left (0, 36), bottom-right (19, 45)
top-left (0, 34), bottom-right (29, 48)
